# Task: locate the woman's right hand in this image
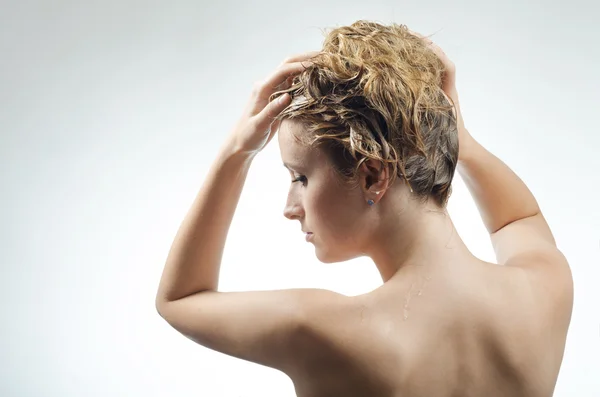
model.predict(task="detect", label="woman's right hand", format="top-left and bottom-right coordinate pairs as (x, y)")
top-left (408, 29), bottom-right (474, 161)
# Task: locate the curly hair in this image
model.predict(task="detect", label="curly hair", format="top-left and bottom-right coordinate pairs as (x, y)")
top-left (271, 20), bottom-right (458, 208)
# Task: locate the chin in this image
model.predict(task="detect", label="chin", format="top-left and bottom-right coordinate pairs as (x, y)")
top-left (314, 246), bottom-right (362, 264)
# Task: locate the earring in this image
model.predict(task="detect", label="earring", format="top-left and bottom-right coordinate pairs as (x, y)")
top-left (368, 191), bottom-right (381, 206)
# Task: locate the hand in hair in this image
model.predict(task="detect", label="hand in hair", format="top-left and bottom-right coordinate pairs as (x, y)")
top-left (408, 30), bottom-right (474, 161)
top-left (225, 51), bottom-right (319, 158)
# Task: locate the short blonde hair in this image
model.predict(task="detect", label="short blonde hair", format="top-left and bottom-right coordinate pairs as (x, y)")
top-left (272, 20), bottom-right (458, 208)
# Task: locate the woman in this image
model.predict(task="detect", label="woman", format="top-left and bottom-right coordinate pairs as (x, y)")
top-left (155, 20), bottom-right (573, 397)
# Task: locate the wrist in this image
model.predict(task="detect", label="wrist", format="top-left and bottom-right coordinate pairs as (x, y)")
top-left (219, 136), bottom-right (257, 164)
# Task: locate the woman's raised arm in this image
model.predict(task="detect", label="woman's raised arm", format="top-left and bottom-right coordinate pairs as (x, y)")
top-left (415, 32), bottom-right (571, 294)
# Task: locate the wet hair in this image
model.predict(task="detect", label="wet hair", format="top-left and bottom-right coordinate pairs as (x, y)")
top-left (271, 20), bottom-right (458, 208)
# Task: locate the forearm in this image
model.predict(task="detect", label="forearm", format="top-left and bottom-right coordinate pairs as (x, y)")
top-left (156, 139), bottom-right (254, 305)
top-left (456, 134), bottom-right (542, 234)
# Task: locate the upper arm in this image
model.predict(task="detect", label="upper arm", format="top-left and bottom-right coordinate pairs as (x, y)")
top-left (490, 212), bottom-right (573, 302)
top-left (155, 288), bottom-right (347, 373)
top-left (490, 212), bottom-right (557, 265)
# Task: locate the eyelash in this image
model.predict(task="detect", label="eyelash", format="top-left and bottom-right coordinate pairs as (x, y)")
top-left (292, 175), bottom-right (307, 186)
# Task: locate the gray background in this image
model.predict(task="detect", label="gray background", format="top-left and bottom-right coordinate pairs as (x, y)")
top-left (1, 0), bottom-right (599, 396)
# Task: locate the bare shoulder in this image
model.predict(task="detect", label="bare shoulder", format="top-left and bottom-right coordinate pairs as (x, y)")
top-left (287, 289), bottom-right (400, 395)
top-left (494, 252), bottom-right (573, 334)
top-left (466, 260), bottom-right (571, 332)
top-left (490, 213), bottom-right (574, 313)
top-left (293, 288), bottom-right (369, 345)
top-left (286, 288), bottom-right (359, 372)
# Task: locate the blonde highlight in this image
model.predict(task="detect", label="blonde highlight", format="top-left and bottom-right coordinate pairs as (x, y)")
top-left (271, 20), bottom-right (459, 207)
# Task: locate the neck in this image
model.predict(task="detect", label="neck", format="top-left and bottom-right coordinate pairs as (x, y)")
top-left (367, 201), bottom-right (474, 283)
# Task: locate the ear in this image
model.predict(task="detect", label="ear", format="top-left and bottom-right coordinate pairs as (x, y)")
top-left (358, 158), bottom-right (390, 204)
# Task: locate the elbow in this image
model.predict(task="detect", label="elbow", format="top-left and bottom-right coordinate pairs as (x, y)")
top-left (155, 293), bottom-right (170, 318)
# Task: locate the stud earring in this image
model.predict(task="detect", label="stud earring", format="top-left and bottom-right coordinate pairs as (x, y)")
top-left (368, 199), bottom-right (375, 206)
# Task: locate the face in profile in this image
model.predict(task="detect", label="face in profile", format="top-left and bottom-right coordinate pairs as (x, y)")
top-left (277, 119), bottom-right (376, 263)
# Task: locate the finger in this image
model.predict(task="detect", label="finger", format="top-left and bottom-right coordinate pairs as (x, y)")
top-left (274, 73), bottom-right (297, 93)
top-left (280, 50), bottom-right (321, 66)
top-left (270, 51), bottom-right (320, 92)
top-left (254, 93), bottom-right (291, 133)
top-left (273, 75), bottom-right (295, 94)
top-left (285, 75), bottom-right (294, 87)
top-left (270, 118), bottom-right (282, 135)
top-left (259, 61), bottom-right (312, 99)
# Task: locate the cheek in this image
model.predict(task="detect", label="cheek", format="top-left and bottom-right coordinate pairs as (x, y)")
top-left (312, 182), bottom-right (339, 213)
top-left (314, 185), bottom-right (358, 232)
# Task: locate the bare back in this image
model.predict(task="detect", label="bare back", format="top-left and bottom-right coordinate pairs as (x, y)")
top-left (286, 260), bottom-right (570, 397)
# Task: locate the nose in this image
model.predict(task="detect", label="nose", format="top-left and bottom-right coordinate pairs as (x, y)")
top-left (283, 195), bottom-right (304, 221)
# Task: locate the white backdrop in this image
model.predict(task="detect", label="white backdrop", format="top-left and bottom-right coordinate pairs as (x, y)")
top-left (1, 0), bottom-right (599, 396)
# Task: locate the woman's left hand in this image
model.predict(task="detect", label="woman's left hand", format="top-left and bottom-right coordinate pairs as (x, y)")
top-left (225, 51), bottom-right (319, 158)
